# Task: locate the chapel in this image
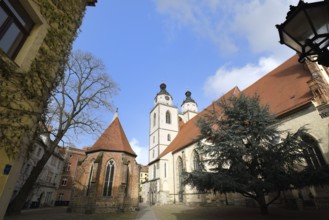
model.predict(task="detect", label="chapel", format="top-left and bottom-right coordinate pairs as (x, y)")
top-left (69, 113), bottom-right (139, 213)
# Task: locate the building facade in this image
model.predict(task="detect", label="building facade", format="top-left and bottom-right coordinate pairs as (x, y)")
top-left (0, 0), bottom-right (97, 218)
top-left (143, 55), bottom-right (329, 208)
top-left (55, 147), bottom-right (86, 206)
top-left (139, 165), bottom-right (148, 202)
top-left (69, 114), bottom-right (140, 213)
top-left (13, 144), bottom-right (65, 208)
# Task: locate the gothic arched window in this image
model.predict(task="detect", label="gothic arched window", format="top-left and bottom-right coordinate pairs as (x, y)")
top-left (192, 150), bottom-right (200, 171)
top-left (301, 134), bottom-right (326, 169)
top-left (166, 110), bottom-right (171, 124)
top-left (103, 160), bottom-right (115, 196)
top-left (125, 165), bottom-right (129, 197)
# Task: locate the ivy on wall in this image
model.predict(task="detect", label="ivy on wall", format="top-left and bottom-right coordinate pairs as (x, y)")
top-left (0, 0), bottom-right (88, 158)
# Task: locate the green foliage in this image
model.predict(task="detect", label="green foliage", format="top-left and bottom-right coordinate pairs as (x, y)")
top-left (185, 93), bottom-right (329, 209)
top-left (0, 0), bottom-right (86, 158)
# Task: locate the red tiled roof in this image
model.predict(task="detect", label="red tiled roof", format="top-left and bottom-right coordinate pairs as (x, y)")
top-left (154, 55), bottom-right (313, 163)
top-left (87, 117), bottom-right (137, 157)
top-left (243, 55), bottom-right (312, 115)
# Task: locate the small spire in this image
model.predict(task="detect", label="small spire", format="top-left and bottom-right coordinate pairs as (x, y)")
top-left (112, 108), bottom-right (119, 122)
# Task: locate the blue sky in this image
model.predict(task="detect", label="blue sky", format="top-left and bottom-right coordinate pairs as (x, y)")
top-left (72, 0), bottom-right (305, 165)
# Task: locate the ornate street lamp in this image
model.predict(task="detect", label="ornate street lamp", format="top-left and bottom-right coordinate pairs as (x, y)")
top-left (276, 0), bottom-right (329, 66)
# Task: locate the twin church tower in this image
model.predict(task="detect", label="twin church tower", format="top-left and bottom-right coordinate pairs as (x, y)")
top-left (149, 83), bottom-right (198, 164)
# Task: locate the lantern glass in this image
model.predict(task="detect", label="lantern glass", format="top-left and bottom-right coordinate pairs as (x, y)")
top-left (281, 30), bottom-right (303, 53)
top-left (306, 4), bottom-right (329, 36)
top-left (284, 10), bottom-right (314, 47)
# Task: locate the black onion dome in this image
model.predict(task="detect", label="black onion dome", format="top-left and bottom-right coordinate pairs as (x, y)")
top-left (181, 91), bottom-right (197, 105)
top-left (156, 83), bottom-right (171, 96)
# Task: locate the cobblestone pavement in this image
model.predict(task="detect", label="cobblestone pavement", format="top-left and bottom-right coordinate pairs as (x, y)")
top-left (4, 204), bottom-right (329, 220)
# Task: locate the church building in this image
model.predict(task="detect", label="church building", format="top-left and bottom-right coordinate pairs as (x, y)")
top-left (69, 113), bottom-right (139, 213)
top-left (143, 55), bottom-right (329, 208)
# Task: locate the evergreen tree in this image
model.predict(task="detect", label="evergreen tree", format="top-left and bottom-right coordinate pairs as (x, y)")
top-left (185, 93), bottom-right (329, 215)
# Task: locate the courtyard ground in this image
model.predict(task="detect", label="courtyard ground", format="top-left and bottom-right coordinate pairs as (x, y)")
top-left (152, 204), bottom-right (329, 220)
top-left (4, 203), bottom-right (329, 220)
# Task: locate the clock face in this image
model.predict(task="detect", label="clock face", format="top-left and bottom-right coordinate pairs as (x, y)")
top-left (165, 96), bottom-right (170, 100)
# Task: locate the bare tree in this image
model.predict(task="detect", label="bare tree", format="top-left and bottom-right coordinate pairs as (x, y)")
top-left (6, 50), bottom-right (118, 214)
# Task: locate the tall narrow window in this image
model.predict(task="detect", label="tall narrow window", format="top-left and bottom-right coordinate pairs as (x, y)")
top-left (153, 164), bottom-right (156, 179)
top-left (164, 163), bottom-right (166, 178)
top-left (125, 166), bottom-right (129, 197)
top-left (167, 134), bottom-right (171, 141)
top-left (86, 164), bottom-right (93, 196)
top-left (103, 160), bottom-right (115, 196)
top-left (0, 0), bottom-right (34, 59)
top-left (65, 163), bottom-right (71, 171)
top-left (153, 113), bottom-right (156, 127)
top-left (192, 150), bottom-right (200, 171)
top-left (57, 193), bottom-right (64, 201)
top-left (166, 110), bottom-right (171, 124)
top-left (177, 157), bottom-right (184, 202)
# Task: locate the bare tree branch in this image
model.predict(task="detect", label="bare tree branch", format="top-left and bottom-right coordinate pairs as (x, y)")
top-left (7, 50), bottom-right (118, 214)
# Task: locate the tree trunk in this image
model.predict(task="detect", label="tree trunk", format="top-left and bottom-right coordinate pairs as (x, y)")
top-left (257, 194), bottom-right (269, 215)
top-left (6, 145), bottom-right (54, 215)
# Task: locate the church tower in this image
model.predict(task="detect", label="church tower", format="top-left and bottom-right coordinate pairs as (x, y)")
top-left (180, 90), bottom-right (198, 123)
top-left (149, 83), bottom-right (179, 163)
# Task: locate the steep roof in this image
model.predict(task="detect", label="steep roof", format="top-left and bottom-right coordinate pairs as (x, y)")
top-left (154, 55), bottom-right (313, 163)
top-left (243, 55), bottom-right (312, 115)
top-left (87, 116), bottom-right (137, 157)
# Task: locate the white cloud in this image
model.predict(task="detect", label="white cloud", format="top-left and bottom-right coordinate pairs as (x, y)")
top-left (232, 0), bottom-right (296, 58)
top-left (204, 56), bottom-right (281, 99)
top-left (154, 0), bottom-right (238, 53)
top-left (130, 138), bottom-right (149, 165)
top-left (154, 0), bottom-right (298, 57)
